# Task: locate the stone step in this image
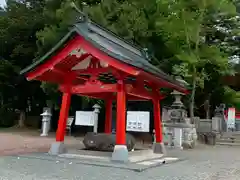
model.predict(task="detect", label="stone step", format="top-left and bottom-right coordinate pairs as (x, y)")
top-left (220, 136), bottom-right (240, 140)
top-left (221, 135), bottom-right (240, 138)
top-left (216, 139), bottom-right (240, 143)
top-left (216, 142), bottom-right (240, 146)
top-left (221, 132), bottom-right (240, 137)
top-left (221, 134), bottom-right (240, 139)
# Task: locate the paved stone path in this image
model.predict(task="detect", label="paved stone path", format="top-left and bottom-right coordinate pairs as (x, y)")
top-left (0, 145), bottom-right (239, 180)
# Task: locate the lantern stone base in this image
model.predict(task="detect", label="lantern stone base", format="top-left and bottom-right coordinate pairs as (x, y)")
top-left (40, 132), bottom-right (48, 137)
top-left (163, 122), bottom-right (198, 149)
top-left (49, 142), bottom-right (67, 155)
top-left (153, 142), bottom-right (166, 154)
top-left (111, 145), bottom-right (129, 163)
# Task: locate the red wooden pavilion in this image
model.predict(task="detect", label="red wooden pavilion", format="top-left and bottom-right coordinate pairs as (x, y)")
top-left (21, 13), bottom-right (188, 162)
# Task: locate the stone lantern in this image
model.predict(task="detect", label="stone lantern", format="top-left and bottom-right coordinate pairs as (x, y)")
top-left (170, 90), bottom-right (186, 123)
top-left (164, 76), bottom-right (197, 149)
top-left (169, 76), bottom-right (188, 124)
top-left (40, 109), bottom-right (52, 137)
top-left (93, 104), bottom-right (101, 133)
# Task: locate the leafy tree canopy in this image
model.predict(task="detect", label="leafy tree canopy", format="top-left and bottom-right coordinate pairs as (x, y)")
top-left (0, 0), bottom-right (240, 125)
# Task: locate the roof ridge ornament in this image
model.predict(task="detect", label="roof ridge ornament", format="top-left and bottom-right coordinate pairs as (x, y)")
top-left (142, 48), bottom-right (151, 61)
top-left (70, 2), bottom-right (88, 23)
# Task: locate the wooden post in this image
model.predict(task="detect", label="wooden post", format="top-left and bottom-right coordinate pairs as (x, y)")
top-left (153, 98), bottom-right (163, 143)
top-left (56, 92), bottom-right (72, 142)
top-left (105, 99), bottom-right (113, 134)
top-left (111, 79), bottom-right (129, 162)
top-left (116, 80), bottom-right (126, 145)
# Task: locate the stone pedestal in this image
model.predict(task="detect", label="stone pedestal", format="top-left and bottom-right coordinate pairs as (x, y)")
top-left (164, 122), bottom-right (197, 149)
top-left (174, 128), bottom-right (183, 149)
top-left (111, 145), bottom-right (129, 163)
top-left (212, 117), bottom-right (222, 132)
top-left (49, 142), bottom-right (67, 155)
top-left (153, 142), bottom-right (166, 154)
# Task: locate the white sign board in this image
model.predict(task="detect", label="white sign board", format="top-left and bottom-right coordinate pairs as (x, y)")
top-left (126, 111), bottom-right (150, 132)
top-left (75, 111), bottom-right (94, 126)
top-left (67, 117), bottom-right (74, 127)
top-left (227, 108), bottom-right (236, 129)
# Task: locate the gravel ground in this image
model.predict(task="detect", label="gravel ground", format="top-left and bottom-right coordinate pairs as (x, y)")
top-left (0, 145), bottom-right (239, 180)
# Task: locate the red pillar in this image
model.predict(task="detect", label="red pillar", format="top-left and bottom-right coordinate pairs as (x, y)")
top-left (56, 92), bottom-right (71, 142)
top-left (116, 81), bottom-right (126, 145)
top-left (105, 99), bottom-right (113, 134)
top-left (153, 98), bottom-right (163, 143)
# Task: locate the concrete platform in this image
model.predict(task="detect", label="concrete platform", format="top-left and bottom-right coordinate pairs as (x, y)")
top-left (60, 148), bottom-right (166, 162)
top-left (56, 148), bottom-right (181, 172)
top-left (17, 150), bottom-right (181, 172)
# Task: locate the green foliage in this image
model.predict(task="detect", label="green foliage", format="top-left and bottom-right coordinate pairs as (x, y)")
top-left (0, 104), bottom-right (18, 127)
top-left (41, 82), bottom-right (60, 110)
top-left (1, 0), bottom-right (240, 122)
top-left (0, 0), bottom-right (46, 127)
top-left (223, 86), bottom-right (240, 107)
top-left (153, 0), bottom-right (238, 117)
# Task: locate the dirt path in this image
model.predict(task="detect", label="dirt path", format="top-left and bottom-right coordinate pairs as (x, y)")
top-left (0, 129), bottom-right (81, 156)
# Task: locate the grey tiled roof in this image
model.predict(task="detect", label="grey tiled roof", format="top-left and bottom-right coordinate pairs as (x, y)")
top-left (20, 16), bottom-right (186, 90)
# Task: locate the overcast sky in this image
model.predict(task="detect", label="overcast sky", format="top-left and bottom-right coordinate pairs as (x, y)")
top-left (0, 0), bottom-right (6, 7)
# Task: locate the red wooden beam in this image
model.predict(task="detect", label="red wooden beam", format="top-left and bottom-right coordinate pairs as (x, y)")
top-left (125, 84), bottom-right (154, 100)
top-left (126, 84), bottom-right (166, 100)
top-left (79, 93), bottom-right (111, 100)
top-left (73, 67), bottom-right (111, 75)
top-left (80, 93), bottom-right (150, 101)
top-left (108, 93), bottom-right (150, 101)
top-left (60, 84), bottom-right (162, 100)
top-left (139, 70), bottom-right (188, 94)
top-left (43, 53), bottom-right (91, 83)
top-left (51, 68), bottom-right (88, 81)
top-left (77, 92), bottom-right (150, 101)
top-left (60, 83), bottom-right (117, 94)
top-left (88, 57), bottom-right (100, 69)
top-left (51, 68), bottom-right (66, 76)
top-left (73, 83), bottom-right (117, 94)
top-left (26, 37), bottom-right (83, 81)
top-left (127, 97), bottom-right (148, 101)
top-left (55, 53), bottom-right (90, 71)
top-left (79, 94), bottom-right (106, 99)
top-left (78, 36), bottom-right (140, 76)
top-left (151, 86), bottom-right (165, 101)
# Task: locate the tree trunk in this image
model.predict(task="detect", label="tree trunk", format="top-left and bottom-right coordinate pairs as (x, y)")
top-left (18, 110), bottom-right (26, 128)
top-left (189, 76), bottom-right (196, 120)
top-left (206, 107), bottom-right (210, 119)
top-left (204, 94), bottom-right (211, 119)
